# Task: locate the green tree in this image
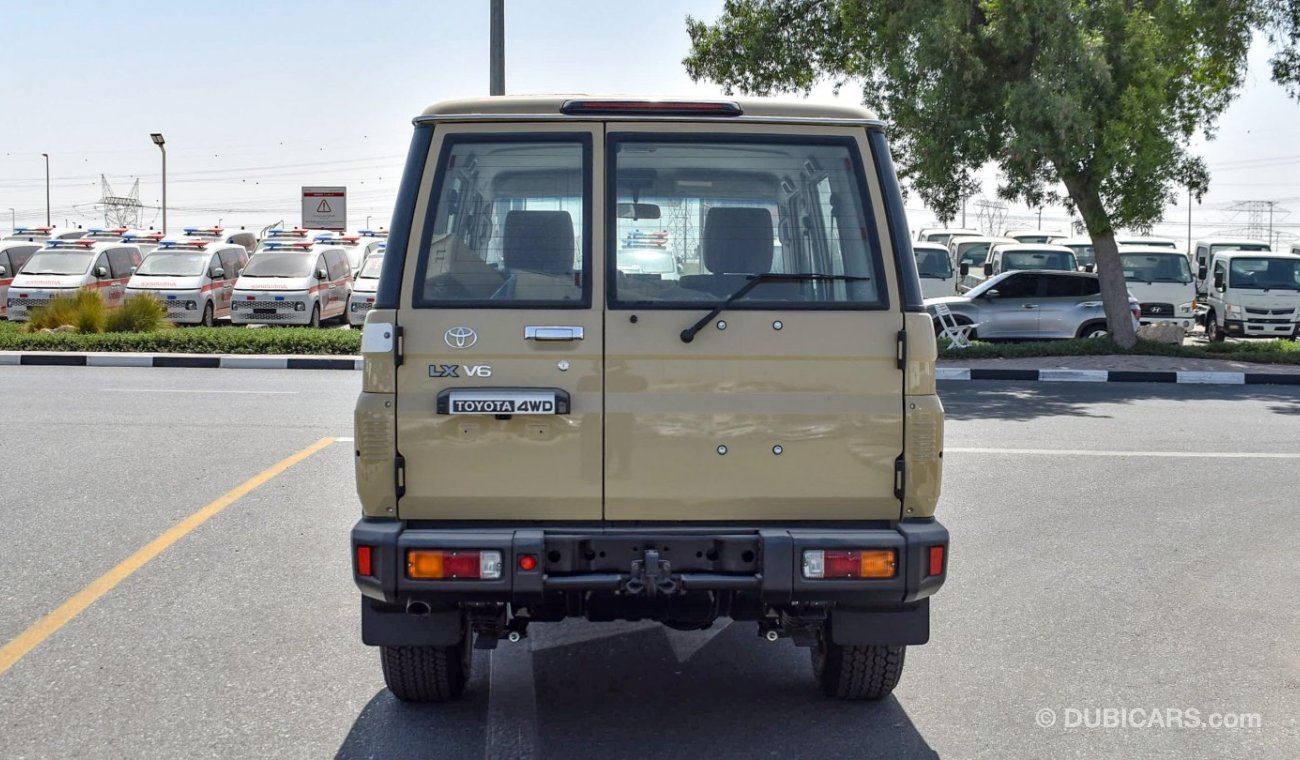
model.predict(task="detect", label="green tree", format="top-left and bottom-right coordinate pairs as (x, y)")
top-left (685, 0), bottom-right (1300, 347)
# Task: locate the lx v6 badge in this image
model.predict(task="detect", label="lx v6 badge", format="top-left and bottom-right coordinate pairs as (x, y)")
top-left (429, 364), bottom-right (493, 378)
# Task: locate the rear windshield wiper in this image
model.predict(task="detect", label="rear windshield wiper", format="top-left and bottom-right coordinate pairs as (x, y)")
top-left (680, 273), bottom-right (871, 343)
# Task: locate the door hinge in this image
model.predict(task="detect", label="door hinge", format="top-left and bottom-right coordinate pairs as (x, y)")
top-left (893, 455), bottom-right (906, 501)
top-left (395, 455), bottom-right (406, 499)
top-left (394, 324), bottom-right (405, 368)
top-left (896, 329), bottom-right (907, 371)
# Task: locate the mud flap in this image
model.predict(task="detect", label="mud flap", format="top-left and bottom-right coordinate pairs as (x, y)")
top-left (829, 599), bottom-right (929, 646)
top-left (361, 599), bottom-right (464, 646)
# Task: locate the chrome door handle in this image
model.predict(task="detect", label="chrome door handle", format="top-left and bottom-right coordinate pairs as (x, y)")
top-left (525, 325), bottom-right (584, 341)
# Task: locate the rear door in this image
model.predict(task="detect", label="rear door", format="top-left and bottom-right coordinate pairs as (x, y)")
top-left (395, 124), bottom-right (604, 521)
top-left (1038, 274), bottom-right (1100, 337)
top-left (603, 125), bottom-right (903, 521)
top-left (978, 273), bottom-right (1041, 338)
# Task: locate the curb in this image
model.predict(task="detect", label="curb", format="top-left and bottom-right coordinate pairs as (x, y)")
top-left (937, 367), bottom-right (1300, 386)
top-left (0, 352), bottom-right (361, 371)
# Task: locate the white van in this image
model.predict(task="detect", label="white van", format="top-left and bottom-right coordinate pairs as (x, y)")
top-left (3, 226), bottom-right (86, 243)
top-left (1116, 235), bottom-right (1179, 250)
top-left (125, 240), bottom-right (248, 326)
top-left (1199, 251), bottom-right (1300, 341)
top-left (230, 243), bottom-right (353, 327)
top-left (0, 240), bottom-right (43, 319)
top-left (982, 244), bottom-right (1078, 278)
top-left (253, 228), bottom-right (332, 254)
top-left (1117, 246), bottom-right (1196, 331)
top-left (314, 233), bottom-right (386, 275)
top-left (1192, 238), bottom-right (1270, 299)
top-left (347, 251), bottom-right (384, 326)
top-left (951, 235), bottom-right (1016, 291)
top-left (5, 239), bottom-right (143, 321)
top-left (1055, 237), bottom-right (1096, 270)
top-left (913, 242), bottom-right (956, 298)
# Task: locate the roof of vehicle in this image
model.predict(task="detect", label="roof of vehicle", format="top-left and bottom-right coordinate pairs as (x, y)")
top-left (1117, 246), bottom-right (1189, 255)
top-left (912, 242), bottom-right (949, 251)
top-left (949, 235), bottom-right (1016, 246)
top-left (1210, 250), bottom-right (1298, 261)
top-left (990, 243), bottom-right (1075, 255)
top-left (1003, 229), bottom-right (1067, 237)
top-left (1196, 238), bottom-right (1272, 247)
top-left (1115, 235), bottom-right (1177, 243)
top-left (917, 227), bottom-right (978, 236)
top-left (417, 95), bottom-right (881, 124)
top-left (0, 239), bottom-right (43, 251)
top-left (34, 239), bottom-right (136, 253)
top-left (1056, 237), bottom-right (1093, 246)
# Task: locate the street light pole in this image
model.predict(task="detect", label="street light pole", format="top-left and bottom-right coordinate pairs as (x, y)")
top-left (41, 153), bottom-right (50, 226)
top-left (150, 134), bottom-right (167, 234)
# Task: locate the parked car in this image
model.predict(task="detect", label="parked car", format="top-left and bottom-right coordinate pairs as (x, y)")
top-left (2, 226), bottom-right (86, 243)
top-left (5, 238), bottom-right (142, 321)
top-left (1056, 237), bottom-right (1096, 270)
top-left (926, 270), bottom-right (1139, 339)
top-left (124, 239), bottom-right (248, 326)
top-left (949, 235), bottom-right (1016, 291)
top-left (981, 244), bottom-right (1078, 278)
top-left (0, 240), bottom-right (43, 319)
top-left (230, 244), bottom-right (352, 327)
top-left (1116, 246), bottom-right (1196, 331)
top-left (1191, 238), bottom-right (1270, 300)
top-left (913, 241), bottom-right (956, 298)
top-left (1198, 251), bottom-right (1300, 341)
top-left (351, 95), bottom-right (948, 704)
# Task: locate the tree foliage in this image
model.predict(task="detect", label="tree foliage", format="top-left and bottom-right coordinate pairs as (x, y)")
top-left (685, 0), bottom-right (1300, 346)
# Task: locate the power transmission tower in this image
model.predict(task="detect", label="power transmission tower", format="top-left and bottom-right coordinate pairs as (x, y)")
top-left (972, 198), bottom-right (1008, 235)
top-left (1228, 200), bottom-right (1289, 246)
top-left (98, 175), bottom-right (143, 228)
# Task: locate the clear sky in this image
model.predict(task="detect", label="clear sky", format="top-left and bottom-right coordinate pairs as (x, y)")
top-left (1, 0), bottom-right (1297, 247)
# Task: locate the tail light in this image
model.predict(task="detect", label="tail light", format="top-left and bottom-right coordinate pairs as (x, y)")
top-left (927, 545), bottom-right (946, 577)
top-left (355, 545), bottom-right (373, 577)
top-left (407, 549), bottom-right (502, 580)
top-left (802, 549), bottom-right (897, 579)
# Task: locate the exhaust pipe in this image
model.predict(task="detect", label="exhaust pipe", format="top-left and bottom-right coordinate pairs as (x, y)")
top-left (406, 600), bottom-right (431, 616)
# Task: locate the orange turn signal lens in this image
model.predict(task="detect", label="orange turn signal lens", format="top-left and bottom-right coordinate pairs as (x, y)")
top-left (856, 550), bottom-right (898, 579)
top-left (407, 550), bottom-right (445, 579)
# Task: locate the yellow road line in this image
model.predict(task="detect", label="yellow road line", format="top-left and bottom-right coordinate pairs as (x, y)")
top-left (0, 436), bottom-right (338, 679)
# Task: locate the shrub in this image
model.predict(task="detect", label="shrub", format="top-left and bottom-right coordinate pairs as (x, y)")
top-left (0, 325), bottom-right (361, 355)
top-left (25, 290), bottom-right (108, 334)
top-left (105, 294), bottom-right (172, 333)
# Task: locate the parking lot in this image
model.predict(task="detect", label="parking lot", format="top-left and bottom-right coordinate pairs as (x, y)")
top-left (1, 366), bottom-right (1298, 759)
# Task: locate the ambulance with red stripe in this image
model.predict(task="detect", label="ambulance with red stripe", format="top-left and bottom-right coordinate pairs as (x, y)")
top-left (0, 240), bottom-right (43, 318)
top-left (314, 233), bottom-right (386, 276)
top-left (230, 240), bottom-right (353, 327)
top-left (178, 226), bottom-right (260, 254)
top-left (5, 238), bottom-right (143, 321)
top-left (252, 227), bottom-right (331, 254)
top-left (124, 239), bottom-right (249, 326)
top-left (346, 243), bottom-right (385, 326)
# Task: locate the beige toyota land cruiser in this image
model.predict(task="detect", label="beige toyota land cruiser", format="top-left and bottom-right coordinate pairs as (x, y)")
top-left (351, 96), bottom-right (948, 702)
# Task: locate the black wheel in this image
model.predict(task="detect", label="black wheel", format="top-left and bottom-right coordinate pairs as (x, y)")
top-left (380, 627), bottom-right (472, 703)
top-left (200, 302), bottom-right (214, 327)
top-left (1206, 313), bottom-right (1225, 342)
top-left (812, 635), bottom-right (906, 700)
top-left (1077, 322), bottom-right (1109, 339)
top-left (308, 304), bottom-right (321, 328)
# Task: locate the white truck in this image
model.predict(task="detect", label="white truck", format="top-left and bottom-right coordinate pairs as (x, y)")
top-left (913, 241), bottom-right (956, 298)
top-left (951, 235), bottom-right (1016, 292)
top-left (1191, 238), bottom-right (1270, 300)
top-left (1117, 246), bottom-right (1196, 332)
top-left (1197, 251), bottom-right (1300, 341)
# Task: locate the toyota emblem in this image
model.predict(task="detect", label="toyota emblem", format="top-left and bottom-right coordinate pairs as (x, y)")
top-left (444, 327), bottom-right (478, 349)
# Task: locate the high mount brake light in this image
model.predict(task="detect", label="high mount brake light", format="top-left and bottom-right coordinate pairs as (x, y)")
top-left (559, 99), bottom-right (742, 117)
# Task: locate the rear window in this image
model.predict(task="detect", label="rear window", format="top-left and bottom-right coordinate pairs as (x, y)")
top-left (414, 136), bottom-right (589, 307)
top-left (609, 136), bottom-right (884, 308)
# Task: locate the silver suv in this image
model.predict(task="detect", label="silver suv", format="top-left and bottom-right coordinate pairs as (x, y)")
top-left (926, 270), bottom-right (1139, 339)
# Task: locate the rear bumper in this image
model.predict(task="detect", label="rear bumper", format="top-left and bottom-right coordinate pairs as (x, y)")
top-left (351, 519), bottom-right (948, 607)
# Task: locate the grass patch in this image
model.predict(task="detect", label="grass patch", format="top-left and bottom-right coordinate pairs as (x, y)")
top-left (939, 337), bottom-right (1300, 365)
top-left (0, 320), bottom-right (359, 355)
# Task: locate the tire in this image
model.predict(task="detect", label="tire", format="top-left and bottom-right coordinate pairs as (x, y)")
top-left (200, 302), bottom-right (214, 327)
top-left (1206, 313), bottom-right (1225, 343)
top-left (380, 633), bottom-right (472, 703)
top-left (812, 636), bottom-right (906, 700)
top-left (1077, 322), bottom-right (1108, 339)
top-left (308, 304), bottom-right (321, 328)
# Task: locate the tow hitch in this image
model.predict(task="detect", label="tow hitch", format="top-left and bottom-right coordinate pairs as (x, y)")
top-left (623, 548), bottom-right (680, 596)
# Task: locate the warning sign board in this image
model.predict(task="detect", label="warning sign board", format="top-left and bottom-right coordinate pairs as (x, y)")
top-left (302, 186), bottom-right (347, 230)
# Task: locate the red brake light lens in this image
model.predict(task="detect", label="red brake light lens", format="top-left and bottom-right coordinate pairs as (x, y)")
top-left (518, 554), bottom-right (538, 572)
top-left (356, 545), bottom-right (373, 577)
top-left (927, 546), bottom-right (946, 577)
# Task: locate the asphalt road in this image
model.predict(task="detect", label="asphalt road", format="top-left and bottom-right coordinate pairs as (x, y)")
top-left (1, 368), bottom-right (1298, 759)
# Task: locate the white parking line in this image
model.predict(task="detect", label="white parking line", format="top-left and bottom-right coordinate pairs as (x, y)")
top-left (948, 447), bottom-right (1300, 459)
top-left (98, 388), bottom-right (299, 395)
